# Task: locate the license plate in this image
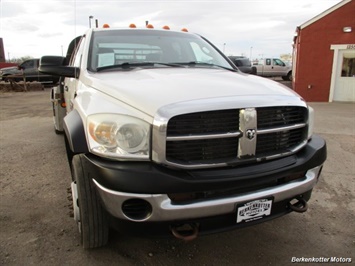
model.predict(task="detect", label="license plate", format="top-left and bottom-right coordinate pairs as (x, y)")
top-left (236, 198), bottom-right (273, 223)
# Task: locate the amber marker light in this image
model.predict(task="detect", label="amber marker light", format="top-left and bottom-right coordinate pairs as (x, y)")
top-left (129, 23), bottom-right (137, 28)
top-left (146, 24), bottom-right (154, 29)
top-left (103, 23), bottom-right (110, 28)
top-left (181, 28), bottom-right (188, 32)
top-left (162, 25), bottom-right (170, 30)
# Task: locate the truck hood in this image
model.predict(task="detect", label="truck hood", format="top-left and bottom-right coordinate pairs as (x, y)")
top-left (86, 68), bottom-right (300, 117)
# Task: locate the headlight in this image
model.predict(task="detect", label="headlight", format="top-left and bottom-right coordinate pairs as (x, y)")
top-left (307, 106), bottom-right (314, 139)
top-left (87, 114), bottom-right (150, 160)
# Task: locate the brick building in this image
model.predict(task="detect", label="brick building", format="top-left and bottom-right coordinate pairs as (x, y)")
top-left (292, 0), bottom-right (355, 102)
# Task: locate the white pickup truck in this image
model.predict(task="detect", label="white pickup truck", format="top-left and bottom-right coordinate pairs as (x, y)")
top-left (254, 58), bottom-right (292, 81)
top-left (39, 26), bottom-right (326, 248)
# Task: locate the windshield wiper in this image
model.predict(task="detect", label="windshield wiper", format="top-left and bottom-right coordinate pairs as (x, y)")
top-left (96, 62), bottom-right (185, 72)
top-left (172, 61), bottom-right (237, 72)
top-left (97, 62), bottom-right (154, 72)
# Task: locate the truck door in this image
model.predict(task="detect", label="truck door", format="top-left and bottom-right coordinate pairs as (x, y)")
top-left (262, 58), bottom-right (273, 76)
top-left (272, 58), bottom-right (287, 76)
top-left (64, 36), bottom-right (85, 113)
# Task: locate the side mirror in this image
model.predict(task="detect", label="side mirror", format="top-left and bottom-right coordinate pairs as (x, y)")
top-left (39, 56), bottom-right (80, 78)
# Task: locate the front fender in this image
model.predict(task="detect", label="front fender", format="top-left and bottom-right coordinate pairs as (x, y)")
top-left (63, 110), bottom-right (89, 153)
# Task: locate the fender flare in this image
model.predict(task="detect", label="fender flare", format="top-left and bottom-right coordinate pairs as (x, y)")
top-left (63, 110), bottom-right (89, 153)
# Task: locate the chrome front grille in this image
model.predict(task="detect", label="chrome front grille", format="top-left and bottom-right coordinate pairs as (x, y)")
top-left (164, 106), bottom-right (308, 168)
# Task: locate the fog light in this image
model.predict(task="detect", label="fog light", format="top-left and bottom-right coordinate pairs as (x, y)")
top-left (122, 199), bottom-right (152, 221)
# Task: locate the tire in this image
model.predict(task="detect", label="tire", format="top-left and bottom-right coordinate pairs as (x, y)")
top-left (72, 154), bottom-right (109, 248)
top-left (282, 72), bottom-right (292, 81)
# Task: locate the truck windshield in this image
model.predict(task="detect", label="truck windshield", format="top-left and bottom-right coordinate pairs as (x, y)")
top-left (88, 29), bottom-right (233, 72)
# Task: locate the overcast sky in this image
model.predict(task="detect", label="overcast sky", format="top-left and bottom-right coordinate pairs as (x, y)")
top-left (0, 0), bottom-right (343, 60)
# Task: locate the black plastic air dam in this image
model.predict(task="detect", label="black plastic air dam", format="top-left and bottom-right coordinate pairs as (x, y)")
top-left (82, 134), bottom-right (326, 194)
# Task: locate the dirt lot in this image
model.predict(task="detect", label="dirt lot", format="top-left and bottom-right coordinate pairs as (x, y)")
top-left (0, 90), bottom-right (354, 266)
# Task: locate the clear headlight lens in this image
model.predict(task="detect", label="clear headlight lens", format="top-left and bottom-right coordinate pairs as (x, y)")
top-left (87, 114), bottom-right (150, 160)
top-left (307, 106), bottom-right (314, 140)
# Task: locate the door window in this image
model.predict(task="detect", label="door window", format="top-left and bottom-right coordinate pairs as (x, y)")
top-left (341, 53), bottom-right (355, 77)
top-left (70, 37), bottom-right (85, 67)
top-left (21, 60), bottom-right (35, 69)
top-left (273, 59), bottom-right (285, 66)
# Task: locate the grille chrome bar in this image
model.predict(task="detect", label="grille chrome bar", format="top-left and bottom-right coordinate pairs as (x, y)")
top-left (167, 131), bottom-right (242, 141)
top-left (257, 123), bottom-right (306, 134)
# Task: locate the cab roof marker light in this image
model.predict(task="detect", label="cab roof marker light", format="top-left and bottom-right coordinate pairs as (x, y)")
top-left (146, 24), bottom-right (154, 29)
top-left (162, 25), bottom-right (170, 30)
top-left (129, 23), bottom-right (137, 28)
top-left (103, 23), bottom-right (110, 28)
top-left (181, 28), bottom-right (188, 32)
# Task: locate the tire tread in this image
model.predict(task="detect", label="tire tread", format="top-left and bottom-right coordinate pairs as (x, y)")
top-left (73, 154), bottom-right (109, 248)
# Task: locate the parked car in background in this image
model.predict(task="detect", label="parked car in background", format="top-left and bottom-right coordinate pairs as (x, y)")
top-left (254, 58), bottom-right (292, 81)
top-left (228, 56), bottom-right (257, 74)
top-left (0, 58), bottom-right (59, 84)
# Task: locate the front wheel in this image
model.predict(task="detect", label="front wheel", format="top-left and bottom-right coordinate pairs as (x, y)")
top-left (71, 154), bottom-right (109, 248)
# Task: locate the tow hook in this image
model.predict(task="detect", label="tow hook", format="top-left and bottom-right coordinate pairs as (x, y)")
top-left (288, 196), bottom-right (308, 213)
top-left (171, 223), bottom-right (199, 241)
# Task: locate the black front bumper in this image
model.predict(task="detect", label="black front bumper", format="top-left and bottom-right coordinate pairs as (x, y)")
top-left (82, 135), bottom-right (326, 194)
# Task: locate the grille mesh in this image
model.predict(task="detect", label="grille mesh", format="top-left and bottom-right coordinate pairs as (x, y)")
top-left (166, 138), bottom-right (238, 163)
top-left (256, 128), bottom-right (305, 156)
top-left (257, 106), bottom-right (307, 129)
top-left (167, 109), bottom-right (239, 136)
